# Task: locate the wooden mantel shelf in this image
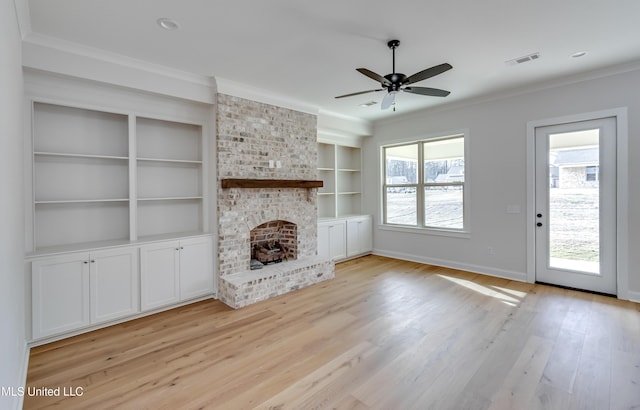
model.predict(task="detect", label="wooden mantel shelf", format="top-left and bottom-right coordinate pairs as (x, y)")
top-left (221, 179), bottom-right (323, 189)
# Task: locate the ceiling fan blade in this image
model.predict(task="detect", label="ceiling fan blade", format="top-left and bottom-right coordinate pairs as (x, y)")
top-left (403, 86), bottom-right (451, 97)
top-left (335, 89), bottom-right (385, 99)
top-left (381, 91), bottom-right (397, 110)
top-left (356, 68), bottom-right (392, 86)
top-left (403, 63), bottom-right (453, 85)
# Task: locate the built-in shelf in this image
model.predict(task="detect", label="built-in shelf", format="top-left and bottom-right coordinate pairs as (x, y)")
top-left (317, 142), bottom-right (362, 218)
top-left (30, 102), bottom-right (207, 251)
top-left (137, 157), bottom-right (203, 164)
top-left (137, 196), bottom-right (204, 201)
top-left (35, 199), bottom-right (129, 204)
top-left (221, 179), bottom-right (323, 189)
top-left (35, 152), bottom-right (128, 161)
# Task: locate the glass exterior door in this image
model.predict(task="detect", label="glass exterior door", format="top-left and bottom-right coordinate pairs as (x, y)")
top-left (534, 118), bottom-right (616, 294)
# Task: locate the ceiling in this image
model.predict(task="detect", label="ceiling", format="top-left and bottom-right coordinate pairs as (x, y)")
top-left (25, 0), bottom-right (640, 122)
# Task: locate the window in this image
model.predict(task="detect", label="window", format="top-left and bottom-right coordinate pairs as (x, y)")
top-left (383, 134), bottom-right (467, 232)
top-left (585, 165), bottom-right (598, 181)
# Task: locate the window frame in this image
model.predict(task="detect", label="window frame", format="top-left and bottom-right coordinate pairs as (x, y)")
top-left (381, 131), bottom-right (470, 237)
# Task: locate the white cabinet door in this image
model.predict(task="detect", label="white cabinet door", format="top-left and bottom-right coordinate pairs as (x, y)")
top-left (32, 253), bottom-right (90, 339)
top-left (329, 222), bottom-right (347, 260)
top-left (90, 247), bottom-right (139, 324)
top-left (140, 241), bottom-right (180, 311)
top-left (317, 223), bottom-right (330, 259)
top-left (318, 220), bottom-right (347, 261)
top-left (179, 237), bottom-right (213, 300)
top-left (347, 216), bottom-right (373, 257)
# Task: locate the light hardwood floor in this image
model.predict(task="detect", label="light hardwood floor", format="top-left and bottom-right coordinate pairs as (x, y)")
top-left (25, 255), bottom-right (640, 409)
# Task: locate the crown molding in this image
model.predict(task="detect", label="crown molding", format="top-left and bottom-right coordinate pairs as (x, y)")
top-left (23, 32), bottom-right (215, 87)
top-left (13, 0), bottom-right (31, 39)
top-left (376, 60), bottom-right (640, 127)
top-left (215, 77), bottom-right (318, 116)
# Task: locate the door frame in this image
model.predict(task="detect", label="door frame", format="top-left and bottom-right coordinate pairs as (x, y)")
top-left (526, 107), bottom-right (629, 299)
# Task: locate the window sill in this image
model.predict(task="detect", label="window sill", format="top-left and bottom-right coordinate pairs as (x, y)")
top-left (378, 224), bottom-right (471, 239)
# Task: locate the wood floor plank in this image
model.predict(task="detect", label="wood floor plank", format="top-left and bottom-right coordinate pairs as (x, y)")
top-left (488, 335), bottom-right (555, 409)
top-left (23, 255), bottom-right (640, 409)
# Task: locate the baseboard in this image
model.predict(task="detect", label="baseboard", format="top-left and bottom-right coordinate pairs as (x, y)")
top-left (627, 290), bottom-right (640, 303)
top-left (372, 249), bottom-right (528, 282)
top-left (15, 341), bottom-right (29, 410)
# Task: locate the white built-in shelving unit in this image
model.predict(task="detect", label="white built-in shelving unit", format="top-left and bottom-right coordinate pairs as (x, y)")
top-left (317, 142), bottom-right (362, 218)
top-left (316, 141), bottom-right (372, 261)
top-left (33, 103), bottom-right (131, 250)
top-left (25, 82), bottom-right (214, 342)
top-left (136, 117), bottom-right (204, 239)
top-left (30, 103), bottom-right (207, 254)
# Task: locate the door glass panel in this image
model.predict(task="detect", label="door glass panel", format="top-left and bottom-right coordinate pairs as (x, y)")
top-left (548, 129), bottom-right (600, 274)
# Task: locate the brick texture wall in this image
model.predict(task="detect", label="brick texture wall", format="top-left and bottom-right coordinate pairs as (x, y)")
top-left (217, 94), bottom-right (318, 279)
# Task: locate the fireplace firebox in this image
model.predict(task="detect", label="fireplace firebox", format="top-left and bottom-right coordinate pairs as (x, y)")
top-left (250, 220), bottom-right (297, 270)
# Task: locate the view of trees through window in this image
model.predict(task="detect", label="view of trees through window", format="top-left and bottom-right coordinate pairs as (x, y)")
top-left (383, 136), bottom-right (465, 230)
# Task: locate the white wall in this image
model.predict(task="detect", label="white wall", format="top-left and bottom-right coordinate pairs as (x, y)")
top-left (0, 0), bottom-right (26, 408)
top-left (365, 68), bottom-right (640, 296)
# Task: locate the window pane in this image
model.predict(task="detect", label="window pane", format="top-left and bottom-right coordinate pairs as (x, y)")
top-left (424, 137), bottom-right (464, 183)
top-left (386, 144), bottom-right (418, 184)
top-left (424, 186), bottom-right (463, 229)
top-left (386, 187), bottom-right (417, 225)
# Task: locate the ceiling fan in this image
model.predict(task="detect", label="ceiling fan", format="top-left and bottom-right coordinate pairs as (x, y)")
top-left (335, 39), bottom-right (452, 110)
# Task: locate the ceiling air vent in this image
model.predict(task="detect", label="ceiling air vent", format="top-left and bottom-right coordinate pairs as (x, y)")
top-left (506, 52), bottom-right (541, 66)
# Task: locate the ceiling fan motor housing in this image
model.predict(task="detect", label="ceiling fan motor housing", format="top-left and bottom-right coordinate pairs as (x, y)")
top-left (384, 73), bottom-right (407, 91)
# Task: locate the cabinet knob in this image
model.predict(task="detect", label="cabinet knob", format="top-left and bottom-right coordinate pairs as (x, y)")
top-left (83, 261), bottom-right (89, 264)
top-left (175, 248), bottom-right (180, 251)
top-left (90, 260), bottom-right (95, 263)
top-left (180, 246), bottom-right (184, 250)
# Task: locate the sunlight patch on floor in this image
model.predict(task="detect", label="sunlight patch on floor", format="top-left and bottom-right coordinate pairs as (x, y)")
top-left (437, 275), bottom-right (523, 306)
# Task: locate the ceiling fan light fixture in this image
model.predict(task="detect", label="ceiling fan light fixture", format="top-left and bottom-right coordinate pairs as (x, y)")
top-left (381, 91), bottom-right (397, 110)
top-left (334, 39), bottom-right (452, 109)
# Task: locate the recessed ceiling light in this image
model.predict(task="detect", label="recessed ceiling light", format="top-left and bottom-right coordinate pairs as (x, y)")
top-left (157, 18), bottom-right (180, 31)
top-left (571, 51), bottom-right (587, 58)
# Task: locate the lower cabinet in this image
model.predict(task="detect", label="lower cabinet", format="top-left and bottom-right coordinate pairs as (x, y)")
top-left (317, 219), bottom-right (347, 261)
top-left (346, 215), bottom-right (373, 257)
top-left (30, 235), bottom-right (213, 341)
top-left (32, 247), bottom-right (138, 339)
top-left (140, 236), bottom-right (213, 311)
top-left (318, 215), bottom-right (372, 261)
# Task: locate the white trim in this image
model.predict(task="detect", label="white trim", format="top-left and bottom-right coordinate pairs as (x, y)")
top-left (13, 0), bottom-right (31, 40)
top-left (378, 129), bottom-right (470, 234)
top-left (23, 32), bottom-right (213, 86)
top-left (22, 34), bottom-right (216, 104)
top-left (373, 249), bottom-right (527, 282)
top-left (15, 342), bottom-right (29, 410)
top-left (628, 291), bottom-right (640, 304)
top-left (526, 107), bottom-right (629, 299)
top-left (216, 77), bottom-right (318, 115)
top-left (376, 62), bottom-right (640, 127)
top-left (27, 295), bottom-right (214, 346)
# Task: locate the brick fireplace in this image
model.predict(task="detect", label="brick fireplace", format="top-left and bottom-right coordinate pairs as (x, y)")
top-left (250, 220), bottom-right (297, 267)
top-left (216, 94), bottom-right (334, 308)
